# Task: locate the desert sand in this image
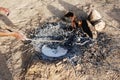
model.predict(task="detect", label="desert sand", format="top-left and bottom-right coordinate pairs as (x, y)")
top-left (0, 0), bottom-right (120, 80)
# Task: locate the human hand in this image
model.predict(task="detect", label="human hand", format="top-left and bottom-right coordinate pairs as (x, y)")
top-left (0, 7), bottom-right (10, 16)
top-left (12, 32), bottom-right (28, 41)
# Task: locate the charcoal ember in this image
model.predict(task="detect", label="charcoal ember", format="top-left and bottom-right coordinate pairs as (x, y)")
top-left (64, 34), bottom-right (76, 47)
top-left (23, 40), bottom-right (32, 44)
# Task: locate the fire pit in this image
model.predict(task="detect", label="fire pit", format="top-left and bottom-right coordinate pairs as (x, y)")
top-left (28, 17), bottom-right (94, 61)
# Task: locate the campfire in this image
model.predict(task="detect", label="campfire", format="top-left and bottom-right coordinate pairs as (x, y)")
top-left (0, 5), bottom-right (105, 60)
top-left (24, 5), bottom-right (105, 61)
top-left (27, 18), bottom-right (93, 60)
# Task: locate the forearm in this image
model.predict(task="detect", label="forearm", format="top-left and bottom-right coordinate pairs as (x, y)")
top-left (0, 32), bottom-right (14, 37)
top-left (0, 32), bottom-right (27, 40)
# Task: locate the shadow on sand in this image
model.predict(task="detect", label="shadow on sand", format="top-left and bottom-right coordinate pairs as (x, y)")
top-left (0, 53), bottom-right (13, 80)
top-left (107, 7), bottom-right (120, 25)
top-left (0, 14), bottom-right (16, 31)
top-left (47, 0), bottom-right (88, 20)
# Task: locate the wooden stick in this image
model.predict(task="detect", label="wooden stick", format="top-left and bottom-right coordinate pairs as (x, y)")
top-left (30, 39), bottom-right (64, 43)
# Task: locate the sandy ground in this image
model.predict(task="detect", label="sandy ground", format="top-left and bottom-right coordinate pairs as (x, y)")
top-left (0, 0), bottom-right (120, 80)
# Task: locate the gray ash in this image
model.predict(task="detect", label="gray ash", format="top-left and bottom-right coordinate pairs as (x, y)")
top-left (30, 19), bottom-right (94, 61)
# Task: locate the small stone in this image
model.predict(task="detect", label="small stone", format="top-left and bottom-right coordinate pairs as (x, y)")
top-left (88, 5), bottom-right (106, 32)
top-left (95, 20), bottom-right (105, 32)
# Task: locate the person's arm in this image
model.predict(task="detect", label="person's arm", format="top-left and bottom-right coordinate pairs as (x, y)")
top-left (0, 32), bottom-right (28, 41)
